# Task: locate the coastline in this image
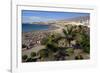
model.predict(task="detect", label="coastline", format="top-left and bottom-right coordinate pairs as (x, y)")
top-left (22, 23), bottom-right (60, 33)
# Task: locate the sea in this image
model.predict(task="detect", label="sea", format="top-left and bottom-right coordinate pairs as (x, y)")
top-left (22, 23), bottom-right (50, 32)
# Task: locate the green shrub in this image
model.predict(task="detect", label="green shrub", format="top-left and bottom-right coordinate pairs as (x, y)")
top-left (22, 55), bottom-right (28, 61)
top-left (37, 49), bottom-right (49, 58)
top-left (80, 33), bottom-right (90, 53)
top-left (75, 55), bottom-right (84, 60)
top-left (30, 52), bottom-right (36, 58)
top-left (26, 58), bottom-right (37, 62)
top-left (66, 48), bottom-right (74, 56)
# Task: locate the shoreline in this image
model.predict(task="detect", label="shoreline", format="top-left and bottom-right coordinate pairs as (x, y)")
top-left (22, 24), bottom-right (60, 33)
top-left (22, 23), bottom-right (51, 26)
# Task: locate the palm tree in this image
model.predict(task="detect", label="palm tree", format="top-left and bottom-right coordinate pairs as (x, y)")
top-left (80, 33), bottom-right (90, 53)
top-left (62, 25), bottom-right (75, 47)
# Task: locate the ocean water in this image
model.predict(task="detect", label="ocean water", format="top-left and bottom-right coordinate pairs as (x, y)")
top-left (22, 24), bottom-right (50, 32)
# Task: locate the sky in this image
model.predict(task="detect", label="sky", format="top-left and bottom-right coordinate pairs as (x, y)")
top-left (22, 10), bottom-right (90, 23)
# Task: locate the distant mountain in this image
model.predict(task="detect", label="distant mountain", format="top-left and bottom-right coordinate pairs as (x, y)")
top-left (23, 15), bottom-right (90, 26)
top-left (65, 15), bottom-right (90, 22)
top-left (54, 15), bottom-right (90, 26)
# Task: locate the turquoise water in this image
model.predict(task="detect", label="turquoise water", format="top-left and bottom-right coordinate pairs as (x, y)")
top-left (22, 24), bottom-right (50, 32)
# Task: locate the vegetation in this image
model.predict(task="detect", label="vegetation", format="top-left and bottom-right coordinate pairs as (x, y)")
top-left (37, 49), bottom-right (49, 58)
top-left (75, 54), bottom-right (84, 60)
top-left (66, 48), bottom-right (74, 56)
top-left (22, 24), bottom-right (90, 62)
top-left (62, 25), bottom-right (75, 47)
top-left (30, 52), bottom-right (36, 58)
top-left (22, 55), bottom-right (28, 62)
top-left (26, 58), bottom-right (37, 62)
top-left (80, 33), bottom-right (90, 53)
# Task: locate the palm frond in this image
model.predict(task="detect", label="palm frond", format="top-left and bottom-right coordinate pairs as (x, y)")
top-left (63, 29), bottom-right (68, 35)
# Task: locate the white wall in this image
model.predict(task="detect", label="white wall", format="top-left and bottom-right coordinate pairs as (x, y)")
top-left (0, 0), bottom-right (99, 73)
